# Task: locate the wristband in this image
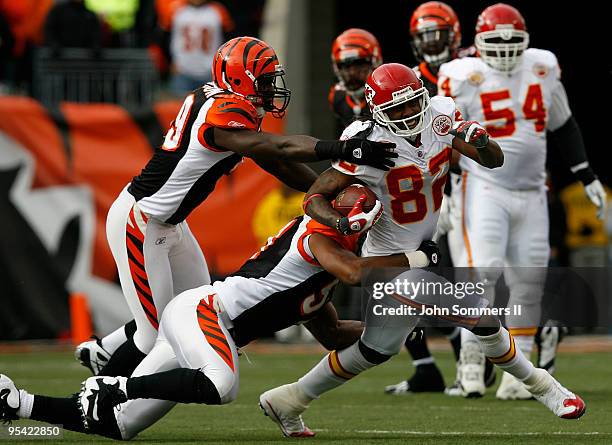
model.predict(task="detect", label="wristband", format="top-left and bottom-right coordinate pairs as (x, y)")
top-left (573, 165), bottom-right (597, 186)
top-left (404, 250), bottom-right (429, 268)
top-left (302, 193), bottom-right (325, 213)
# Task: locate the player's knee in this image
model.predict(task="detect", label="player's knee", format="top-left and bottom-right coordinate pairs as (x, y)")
top-left (473, 315), bottom-right (501, 336)
top-left (132, 324), bottom-right (157, 354)
top-left (189, 369), bottom-right (224, 405)
top-left (358, 340), bottom-right (392, 365)
top-left (198, 369), bottom-right (236, 405)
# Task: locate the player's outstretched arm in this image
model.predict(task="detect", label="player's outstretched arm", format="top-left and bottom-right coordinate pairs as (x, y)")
top-left (309, 233), bottom-right (409, 286)
top-left (254, 158), bottom-right (318, 193)
top-left (304, 302), bottom-right (364, 350)
top-left (212, 128), bottom-right (397, 168)
top-left (450, 121), bottom-right (504, 169)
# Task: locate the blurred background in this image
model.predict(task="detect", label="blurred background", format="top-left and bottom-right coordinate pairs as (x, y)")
top-left (0, 0), bottom-right (610, 342)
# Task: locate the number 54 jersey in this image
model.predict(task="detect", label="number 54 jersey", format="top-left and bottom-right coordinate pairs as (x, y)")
top-left (333, 96), bottom-right (460, 255)
top-left (438, 48), bottom-right (572, 190)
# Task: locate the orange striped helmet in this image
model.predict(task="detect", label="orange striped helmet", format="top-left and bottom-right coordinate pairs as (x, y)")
top-left (410, 2), bottom-right (461, 67)
top-left (212, 36), bottom-right (290, 116)
top-left (331, 29), bottom-right (382, 97)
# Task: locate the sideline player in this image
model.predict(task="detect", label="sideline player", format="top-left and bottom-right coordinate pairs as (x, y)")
top-left (328, 28), bottom-right (382, 134)
top-left (438, 3), bottom-right (606, 399)
top-left (1, 188), bottom-right (421, 440)
top-left (74, 36), bottom-right (398, 378)
top-left (258, 63), bottom-right (586, 437)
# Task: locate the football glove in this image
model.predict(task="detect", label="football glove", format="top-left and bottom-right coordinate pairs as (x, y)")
top-left (584, 179), bottom-right (607, 220)
top-left (315, 138), bottom-right (398, 170)
top-left (336, 194), bottom-right (383, 235)
top-left (405, 240), bottom-right (440, 268)
top-left (449, 120), bottom-right (489, 149)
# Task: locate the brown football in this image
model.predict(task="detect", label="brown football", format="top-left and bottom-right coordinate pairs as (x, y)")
top-left (334, 184), bottom-right (378, 216)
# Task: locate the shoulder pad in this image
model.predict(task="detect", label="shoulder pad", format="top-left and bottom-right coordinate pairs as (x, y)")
top-left (439, 57), bottom-right (486, 81)
top-left (430, 96), bottom-right (456, 117)
top-left (340, 119), bottom-right (375, 141)
top-left (206, 94), bottom-right (259, 131)
top-left (522, 48), bottom-right (559, 78)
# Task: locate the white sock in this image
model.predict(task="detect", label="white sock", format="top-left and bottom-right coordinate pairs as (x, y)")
top-left (413, 357), bottom-right (435, 367)
top-left (17, 390), bottom-right (34, 419)
top-left (510, 332), bottom-right (535, 360)
top-left (101, 325), bottom-right (128, 354)
top-left (476, 327), bottom-right (534, 381)
top-left (298, 342), bottom-right (378, 400)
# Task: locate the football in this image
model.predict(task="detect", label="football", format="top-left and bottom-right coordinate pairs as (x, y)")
top-left (334, 183), bottom-right (378, 216)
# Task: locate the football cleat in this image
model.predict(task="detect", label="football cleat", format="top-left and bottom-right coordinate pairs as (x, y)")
top-left (75, 337), bottom-right (111, 375)
top-left (496, 372), bottom-right (533, 400)
top-left (525, 368), bottom-right (586, 419)
top-left (0, 375), bottom-right (20, 423)
top-left (536, 322), bottom-right (567, 374)
top-left (78, 376), bottom-right (127, 430)
top-left (384, 364), bottom-right (445, 395)
top-left (448, 358), bottom-right (496, 396)
top-left (259, 383), bottom-right (314, 438)
top-left (457, 341), bottom-right (485, 398)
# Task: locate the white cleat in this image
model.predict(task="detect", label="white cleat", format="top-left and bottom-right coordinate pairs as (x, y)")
top-left (496, 372), bottom-right (533, 400)
top-left (75, 338), bottom-right (111, 375)
top-left (0, 375), bottom-right (20, 423)
top-left (385, 380), bottom-right (410, 395)
top-left (259, 383), bottom-right (314, 438)
top-left (458, 341), bottom-right (485, 398)
top-left (525, 368), bottom-right (586, 419)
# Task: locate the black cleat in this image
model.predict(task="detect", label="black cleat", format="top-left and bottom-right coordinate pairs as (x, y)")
top-left (385, 364), bottom-right (445, 394)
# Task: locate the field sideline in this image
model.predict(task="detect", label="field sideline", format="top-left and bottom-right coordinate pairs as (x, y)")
top-left (1, 342), bottom-right (611, 444)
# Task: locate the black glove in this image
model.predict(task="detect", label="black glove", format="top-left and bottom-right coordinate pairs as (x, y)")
top-left (417, 240), bottom-right (440, 266)
top-left (315, 138), bottom-right (397, 171)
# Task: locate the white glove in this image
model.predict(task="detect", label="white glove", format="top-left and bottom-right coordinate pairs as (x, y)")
top-left (584, 179), bottom-right (607, 220)
top-left (336, 195), bottom-right (383, 235)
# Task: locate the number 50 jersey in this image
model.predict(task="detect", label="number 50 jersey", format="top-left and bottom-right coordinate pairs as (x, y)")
top-left (438, 48), bottom-right (572, 190)
top-left (333, 96), bottom-right (460, 255)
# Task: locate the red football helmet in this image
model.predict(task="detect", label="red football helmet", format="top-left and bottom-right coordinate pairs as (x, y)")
top-left (331, 28), bottom-right (382, 98)
top-left (410, 1), bottom-right (461, 67)
top-left (364, 63), bottom-right (431, 137)
top-left (212, 36), bottom-right (291, 116)
top-left (475, 3), bottom-right (529, 72)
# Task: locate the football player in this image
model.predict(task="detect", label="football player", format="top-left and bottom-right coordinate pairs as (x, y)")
top-left (258, 63), bottom-right (586, 437)
top-left (328, 28), bottom-right (382, 134)
top-left (385, 0), bottom-right (472, 396)
top-left (0, 188), bottom-right (412, 440)
top-left (437, 3), bottom-right (606, 399)
top-left (73, 36), bottom-right (398, 379)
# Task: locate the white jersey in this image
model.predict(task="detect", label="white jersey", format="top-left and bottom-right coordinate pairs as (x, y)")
top-left (438, 48), bottom-right (572, 190)
top-left (170, 3), bottom-right (233, 78)
top-left (212, 215), bottom-right (359, 346)
top-left (333, 96), bottom-right (459, 255)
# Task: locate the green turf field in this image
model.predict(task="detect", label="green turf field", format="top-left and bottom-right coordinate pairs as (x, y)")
top-left (1, 348), bottom-right (611, 444)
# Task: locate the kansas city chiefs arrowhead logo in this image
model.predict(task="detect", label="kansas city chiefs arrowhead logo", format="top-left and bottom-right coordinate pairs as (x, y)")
top-left (432, 115), bottom-right (452, 136)
top-left (350, 221), bottom-right (361, 231)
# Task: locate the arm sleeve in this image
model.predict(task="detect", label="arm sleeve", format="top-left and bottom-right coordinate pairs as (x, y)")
top-left (549, 115), bottom-right (596, 185)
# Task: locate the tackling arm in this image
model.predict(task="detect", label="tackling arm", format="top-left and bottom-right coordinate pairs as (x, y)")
top-left (303, 302), bottom-right (364, 350)
top-left (308, 233), bottom-right (409, 286)
top-left (211, 128), bottom-right (397, 168)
